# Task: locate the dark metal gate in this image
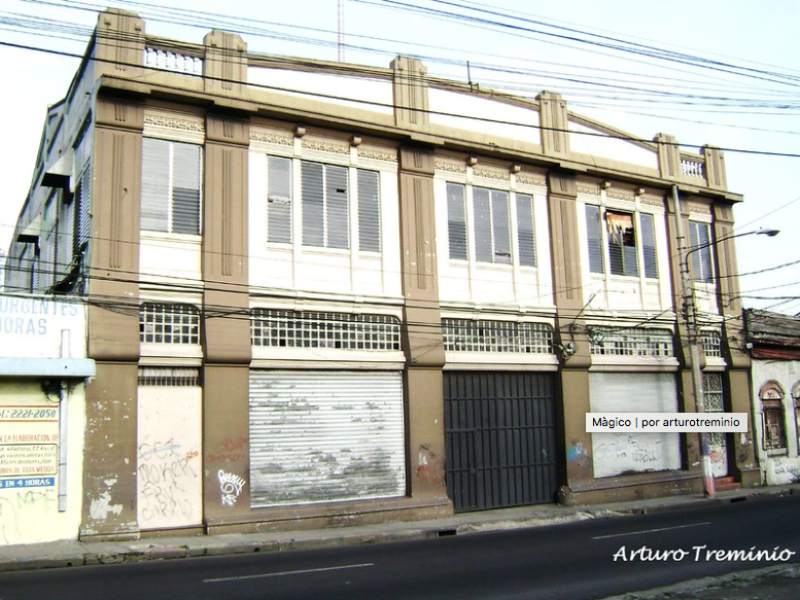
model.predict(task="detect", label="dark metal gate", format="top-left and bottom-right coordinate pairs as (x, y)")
top-left (444, 372), bottom-right (560, 512)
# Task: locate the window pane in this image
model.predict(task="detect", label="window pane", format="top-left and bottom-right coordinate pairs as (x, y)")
top-left (325, 164), bottom-right (349, 249)
top-left (585, 204), bottom-right (603, 274)
top-left (690, 221), bottom-right (713, 282)
top-left (447, 183), bottom-right (467, 260)
top-left (301, 161), bottom-right (324, 247)
top-left (473, 187), bottom-right (492, 263)
top-left (141, 138), bottom-right (170, 232)
top-left (607, 210), bottom-right (638, 276)
top-left (172, 142), bottom-right (201, 235)
top-left (358, 169), bottom-right (380, 252)
top-left (267, 156), bottom-right (292, 244)
top-left (491, 190), bottom-right (511, 264)
top-left (516, 194), bottom-right (536, 267)
top-left (75, 165), bottom-right (92, 252)
top-left (640, 212), bottom-right (658, 279)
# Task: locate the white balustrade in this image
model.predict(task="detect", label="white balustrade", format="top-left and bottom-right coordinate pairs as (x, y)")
top-left (144, 47), bottom-right (203, 76)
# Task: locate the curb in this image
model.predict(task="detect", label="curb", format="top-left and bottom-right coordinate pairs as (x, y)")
top-left (1, 484), bottom-right (797, 574)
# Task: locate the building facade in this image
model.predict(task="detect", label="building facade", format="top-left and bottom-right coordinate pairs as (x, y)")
top-left (4, 9), bottom-right (757, 539)
top-left (0, 293), bottom-right (93, 545)
top-left (745, 309), bottom-right (800, 486)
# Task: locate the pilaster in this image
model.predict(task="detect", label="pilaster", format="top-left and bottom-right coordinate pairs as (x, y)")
top-left (391, 56), bottom-right (429, 129)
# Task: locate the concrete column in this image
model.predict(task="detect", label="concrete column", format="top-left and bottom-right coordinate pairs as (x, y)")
top-left (537, 92), bottom-right (569, 156)
top-left (201, 113), bottom-right (253, 526)
top-left (655, 133), bottom-right (681, 180)
top-left (80, 93), bottom-right (143, 539)
top-left (712, 203), bottom-right (758, 485)
top-left (397, 146), bottom-right (449, 506)
top-left (203, 30), bottom-right (247, 96)
top-left (545, 170), bottom-right (591, 491)
top-left (703, 146), bottom-right (728, 190)
top-left (93, 9), bottom-right (145, 78)
top-left (391, 56), bottom-right (429, 129)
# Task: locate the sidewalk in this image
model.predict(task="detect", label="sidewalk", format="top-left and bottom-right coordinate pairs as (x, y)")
top-left (1, 483), bottom-right (798, 573)
top-left (603, 563), bottom-right (800, 600)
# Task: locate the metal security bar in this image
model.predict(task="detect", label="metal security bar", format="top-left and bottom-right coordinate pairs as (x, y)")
top-left (139, 303), bottom-right (201, 344)
top-left (589, 327), bottom-right (673, 358)
top-left (251, 309), bottom-right (400, 351)
top-left (700, 329), bottom-right (723, 357)
top-left (138, 367), bottom-right (201, 387)
top-left (442, 319), bottom-right (553, 354)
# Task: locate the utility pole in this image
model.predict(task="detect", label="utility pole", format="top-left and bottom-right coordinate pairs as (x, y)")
top-left (672, 184), bottom-right (779, 497)
top-left (671, 184), bottom-right (715, 498)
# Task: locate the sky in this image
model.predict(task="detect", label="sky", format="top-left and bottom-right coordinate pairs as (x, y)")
top-left (0, 0), bottom-right (798, 313)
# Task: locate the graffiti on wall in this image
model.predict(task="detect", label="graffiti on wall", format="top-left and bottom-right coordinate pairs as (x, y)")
top-left (218, 470), bottom-right (245, 506)
top-left (137, 439), bottom-right (199, 525)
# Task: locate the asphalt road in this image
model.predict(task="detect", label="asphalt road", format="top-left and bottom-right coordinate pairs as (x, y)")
top-left (1, 493), bottom-right (799, 600)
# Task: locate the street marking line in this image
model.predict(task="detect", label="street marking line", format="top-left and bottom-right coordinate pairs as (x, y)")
top-left (203, 562), bottom-right (375, 583)
top-left (592, 521), bottom-right (712, 540)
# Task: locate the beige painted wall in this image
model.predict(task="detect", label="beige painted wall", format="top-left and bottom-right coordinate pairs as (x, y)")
top-left (0, 380), bottom-right (85, 545)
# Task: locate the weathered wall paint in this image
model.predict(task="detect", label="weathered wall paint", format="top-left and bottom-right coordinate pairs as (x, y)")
top-left (137, 385), bottom-right (202, 529)
top-left (0, 381), bottom-right (85, 545)
top-left (751, 359), bottom-right (800, 485)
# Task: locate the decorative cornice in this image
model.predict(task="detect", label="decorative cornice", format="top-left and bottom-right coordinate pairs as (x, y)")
top-left (606, 187), bottom-right (635, 202)
top-left (473, 167), bottom-right (509, 181)
top-left (302, 137), bottom-right (349, 154)
top-left (250, 128), bottom-right (293, 146)
top-left (639, 194), bottom-right (665, 208)
top-left (359, 146), bottom-right (396, 162)
top-left (577, 181), bottom-right (600, 196)
top-left (687, 199), bottom-right (712, 215)
top-left (516, 172), bottom-right (546, 186)
top-left (434, 159), bottom-right (466, 174)
top-left (144, 112), bottom-right (203, 134)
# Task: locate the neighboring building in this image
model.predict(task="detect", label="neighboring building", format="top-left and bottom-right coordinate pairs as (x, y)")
top-left (3, 9), bottom-right (756, 539)
top-left (0, 293), bottom-right (94, 545)
top-left (745, 309), bottom-right (800, 485)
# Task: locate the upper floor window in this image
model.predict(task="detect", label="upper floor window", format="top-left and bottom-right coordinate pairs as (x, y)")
top-left (139, 302), bottom-right (200, 344)
top-left (141, 138), bottom-right (202, 235)
top-left (301, 160), bottom-right (349, 249)
top-left (689, 220), bottom-right (714, 283)
top-left (589, 326), bottom-right (673, 358)
top-left (265, 157), bottom-right (381, 253)
top-left (446, 183), bottom-right (537, 267)
top-left (586, 205), bottom-right (657, 279)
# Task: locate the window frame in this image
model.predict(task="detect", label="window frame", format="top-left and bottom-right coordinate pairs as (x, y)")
top-left (585, 203), bottom-right (659, 281)
top-left (301, 159), bottom-right (350, 250)
top-left (759, 381), bottom-right (787, 453)
top-left (141, 137), bottom-right (203, 236)
top-left (689, 220), bottom-right (715, 283)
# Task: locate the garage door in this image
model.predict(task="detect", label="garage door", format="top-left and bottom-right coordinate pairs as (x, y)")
top-left (589, 372), bottom-right (681, 478)
top-left (444, 372), bottom-right (560, 512)
top-left (249, 370), bottom-right (406, 507)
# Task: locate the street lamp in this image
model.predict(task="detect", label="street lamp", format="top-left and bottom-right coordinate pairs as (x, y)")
top-left (672, 185), bottom-right (778, 498)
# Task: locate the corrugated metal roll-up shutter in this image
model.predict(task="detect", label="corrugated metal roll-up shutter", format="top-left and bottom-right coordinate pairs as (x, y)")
top-left (249, 370), bottom-right (406, 507)
top-left (589, 372), bottom-right (681, 478)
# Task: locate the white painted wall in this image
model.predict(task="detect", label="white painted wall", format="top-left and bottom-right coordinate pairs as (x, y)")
top-left (569, 120), bottom-right (658, 170)
top-left (137, 384), bottom-right (202, 530)
top-left (434, 173), bottom-right (553, 310)
top-left (428, 88), bottom-right (540, 145)
top-left (248, 67), bottom-right (394, 115)
top-left (248, 144), bottom-right (402, 300)
top-left (751, 358), bottom-right (800, 485)
top-left (0, 380), bottom-right (85, 545)
top-left (139, 233), bottom-right (202, 284)
top-left (590, 372), bottom-right (681, 478)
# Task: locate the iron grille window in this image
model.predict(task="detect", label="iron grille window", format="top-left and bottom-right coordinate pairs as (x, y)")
top-left (138, 367), bottom-right (201, 386)
top-left (700, 329), bottom-right (722, 357)
top-left (251, 309), bottom-right (400, 351)
top-left (442, 318), bottom-right (553, 354)
top-left (139, 303), bottom-right (201, 344)
top-left (589, 327), bottom-right (673, 358)
top-left (703, 372), bottom-right (724, 412)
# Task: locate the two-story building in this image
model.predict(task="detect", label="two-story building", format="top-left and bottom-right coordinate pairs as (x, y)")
top-left (3, 9), bottom-right (757, 539)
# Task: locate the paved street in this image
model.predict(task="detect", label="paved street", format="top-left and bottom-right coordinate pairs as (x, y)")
top-left (1, 493), bottom-right (799, 599)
